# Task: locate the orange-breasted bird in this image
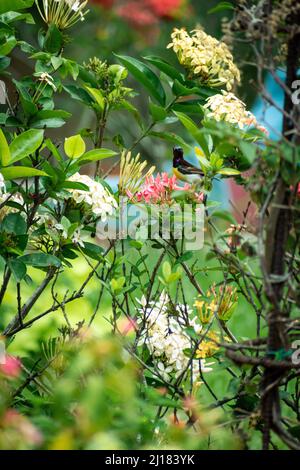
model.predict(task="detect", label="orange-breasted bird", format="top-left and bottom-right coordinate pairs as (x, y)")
top-left (172, 146), bottom-right (204, 184)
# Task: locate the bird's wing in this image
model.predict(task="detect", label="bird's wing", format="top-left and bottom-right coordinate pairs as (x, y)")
top-left (180, 162), bottom-right (204, 176)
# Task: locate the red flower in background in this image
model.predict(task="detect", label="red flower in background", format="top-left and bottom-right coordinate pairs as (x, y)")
top-left (117, 1), bottom-right (157, 27)
top-left (93, 0), bottom-right (186, 26)
top-left (146, 0), bottom-right (183, 18)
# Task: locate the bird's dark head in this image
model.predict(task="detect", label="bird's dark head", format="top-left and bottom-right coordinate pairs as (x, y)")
top-left (173, 146), bottom-right (184, 167)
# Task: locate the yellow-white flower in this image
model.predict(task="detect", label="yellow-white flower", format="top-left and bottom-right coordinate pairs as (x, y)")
top-left (67, 172), bottom-right (117, 221)
top-left (35, 0), bottom-right (89, 30)
top-left (167, 27), bottom-right (240, 91)
top-left (204, 91), bottom-right (257, 129)
top-left (118, 151), bottom-right (155, 196)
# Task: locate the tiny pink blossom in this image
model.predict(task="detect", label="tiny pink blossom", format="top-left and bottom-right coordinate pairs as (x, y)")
top-left (0, 355), bottom-right (22, 378)
top-left (3, 409), bottom-right (43, 445)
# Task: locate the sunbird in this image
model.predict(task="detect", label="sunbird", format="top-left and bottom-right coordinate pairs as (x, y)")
top-left (172, 146), bottom-right (204, 184)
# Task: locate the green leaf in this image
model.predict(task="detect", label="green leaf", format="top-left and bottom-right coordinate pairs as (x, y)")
top-left (30, 110), bottom-right (71, 129)
top-left (1, 167), bottom-right (47, 180)
top-left (44, 23), bottom-right (63, 54)
top-left (174, 111), bottom-right (209, 156)
top-left (1, 213), bottom-right (26, 235)
top-left (0, 128), bottom-right (11, 166)
top-left (85, 87), bottom-right (105, 111)
top-left (0, 35), bottom-right (17, 56)
top-left (19, 253), bottom-right (61, 268)
top-left (173, 100), bottom-right (205, 115)
top-left (50, 56), bottom-right (63, 71)
top-left (175, 251), bottom-right (193, 264)
top-left (143, 55), bottom-right (184, 82)
top-left (13, 79), bottom-right (38, 116)
top-left (80, 242), bottom-right (103, 261)
top-left (9, 129), bottom-right (44, 163)
top-left (0, 0), bottom-right (34, 14)
top-left (110, 276), bottom-right (126, 292)
top-left (0, 56), bottom-right (10, 72)
top-left (63, 181), bottom-right (89, 191)
top-left (44, 138), bottom-right (63, 162)
top-left (196, 154), bottom-right (211, 171)
top-left (208, 2), bottom-right (234, 14)
top-left (218, 168), bottom-right (241, 176)
top-left (63, 85), bottom-right (93, 106)
top-left (8, 258), bottom-right (27, 283)
top-left (239, 141), bottom-right (257, 164)
top-left (149, 100), bottom-right (167, 122)
top-left (149, 131), bottom-right (191, 152)
top-left (115, 54), bottom-right (166, 106)
top-left (184, 326), bottom-right (198, 341)
top-left (162, 261), bottom-right (171, 280)
top-left (1, 11), bottom-right (34, 24)
top-left (172, 80), bottom-right (215, 99)
top-left (211, 210), bottom-right (237, 224)
top-left (64, 134), bottom-right (86, 159)
top-left (78, 148), bottom-right (117, 163)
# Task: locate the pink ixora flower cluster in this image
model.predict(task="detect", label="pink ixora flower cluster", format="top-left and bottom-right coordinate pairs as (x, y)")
top-left (0, 355), bottom-right (22, 378)
top-left (127, 172), bottom-right (203, 205)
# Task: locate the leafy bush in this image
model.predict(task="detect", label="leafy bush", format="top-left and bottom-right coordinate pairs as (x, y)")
top-left (0, 0), bottom-right (299, 450)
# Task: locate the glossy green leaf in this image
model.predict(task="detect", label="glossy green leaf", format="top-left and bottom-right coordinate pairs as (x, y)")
top-left (218, 168), bottom-right (241, 176)
top-left (78, 148), bottom-right (117, 163)
top-left (239, 141), bottom-right (257, 164)
top-left (149, 131), bottom-right (191, 152)
top-left (1, 166), bottom-right (48, 180)
top-left (143, 55), bottom-right (184, 82)
top-left (44, 138), bottom-right (63, 162)
top-left (0, 36), bottom-right (17, 56)
top-left (44, 23), bottom-right (63, 54)
top-left (19, 253), bottom-right (61, 268)
top-left (115, 54), bottom-right (166, 106)
top-left (208, 2), bottom-right (234, 14)
top-left (9, 129), bottom-right (44, 163)
top-left (85, 87), bottom-right (105, 111)
top-left (0, 0), bottom-right (34, 14)
top-left (1, 213), bottom-right (26, 235)
top-left (30, 110), bottom-right (71, 128)
top-left (8, 258), bottom-right (27, 283)
top-left (149, 100), bottom-right (167, 122)
top-left (0, 128), bottom-right (11, 166)
top-left (63, 85), bottom-right (93, 106)
top-left (64, 134), bottom-right (86, 159)
top-left (174, 111), bottom-right (209, 156)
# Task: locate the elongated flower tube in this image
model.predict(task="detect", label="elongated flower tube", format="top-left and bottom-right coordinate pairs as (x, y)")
top-left (36, 0), bottom-right (89, 30)
top-left (119, 151), bottom-right (155, 197)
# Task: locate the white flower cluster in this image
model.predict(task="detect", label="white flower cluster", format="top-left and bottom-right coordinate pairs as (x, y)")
top-left (168, 28), bottom-right (240, 91)
top-left (36, 0), bottom-right (88, 30)
top-left (137, 292), bottom-right (213, 382)
top-left (68, 172), bottom-right (117, 221)
top-left (204, 91), bottom-right (258, 129)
